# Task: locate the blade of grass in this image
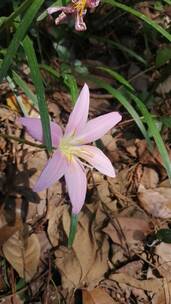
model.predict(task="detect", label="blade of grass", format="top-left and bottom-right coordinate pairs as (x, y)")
top-left (98, 66), bottom-right (134, 91)
top-left (39, 64), bottom-right (60, 79)
top-left (22, 36), bottom-right (52, 152)
top-left (92, 35), bottom-right (147, 65)
top-left (6, 75), bottom-right (28, 116)
top-left (86, 75), bottom-right (151, 148)
top-left (104, 0), bottom-right (171, 42)
top-left (0, 0), bottom-right (45, 83)
top-left (0, 0), bottom-right (33, 31)
top-left (129, 92), bottom-right (171, 182)
top-left (12, 70), bottom-right (38, 108)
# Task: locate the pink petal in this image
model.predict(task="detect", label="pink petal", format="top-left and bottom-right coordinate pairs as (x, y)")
top-left (65, 157), bottom-right (87, 214)
top-left (34, 150), bottom-right (67, 192)
top-left (55, 12), bottom-right (67, 25)
top-left (65, 83), bottom-right (89, 136)
top-left (86, 0), bottom-right (100, 8)
top-left (76, 145), bottom-right (115, 177)
top-left (47, 7), bottom-right (64, 14)
top-left (75, 13), bottom-right (87, 31)
top-left (19, 117), bottom-right (63, 147)
top-left (75, 112), bottom-right (122, 144)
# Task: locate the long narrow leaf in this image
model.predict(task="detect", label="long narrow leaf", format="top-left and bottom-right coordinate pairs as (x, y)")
top-left (0, 0), bottom-right (45, 83)
top-left (88, 76), bottom-right (151, 148)
top-left (22, 36), bottom-right (52, 152)
top-left (130, 92), bottom-right (171, 182)
top-left (12, 70), bottom-right (38, 108)
top-left (0, 0), bottom-right (33, 31)
top-left (104, 0), bottom-right (171, 42)
top-left (99, 66), bottom-right (134, 91)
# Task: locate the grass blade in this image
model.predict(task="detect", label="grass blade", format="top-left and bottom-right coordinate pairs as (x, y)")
top-left (12, 70), bottom-right (38, 108)
top-left (99, 66), bottom-right (134, 91)
top-left (0, 0), bottom-right (33, 31)
top-left (22, 36), bottom-right (52, 152)
top-left (90, 77), bottom-right (151, 148)
top-left (130, 92), bottom-right (171, 182)
top-left (0, 0), bottom-right (45, 83)
top-left (104, 0), bottom-right (171, 42)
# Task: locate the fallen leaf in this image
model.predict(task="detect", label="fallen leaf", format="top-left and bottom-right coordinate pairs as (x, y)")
top-left (140, 167), bottom-right (159, 189)
top-left (152, 280), bottom-right (171, 304)
top-left (103, 217), bottom-right (151, 249)
top-left (138, 187), bottom-right (171, 218)
top-left (0, 205), bottom-right (23, 246)
top-left (82, 288), bottom-right (117, 304)
top-left (48, 206), bottom-right (109, 290)
top-left (155, 242), bottom-right (171, 280)
top-left (3, 230), bottom-right (40, 281)
top-left (109, 273), bottom-right (163, 292)
top-left (0, 295), bottom-right (23, 304)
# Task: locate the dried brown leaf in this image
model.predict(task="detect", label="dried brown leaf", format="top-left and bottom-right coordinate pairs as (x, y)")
top-left (140, 167), bottom-right (159, 189)
top-left (155, 243), bottom-right (171, 280)
top-left (109, 273), bottom-right (163, 292)
top-left (3, 231), bottom-right (40, 281)
top-left (152, 280), bottom-right (171, 304)
top-left (103, 217), bottom-right (150, 248)
top-left (0, 206), bottom-right (23, 246)
top-left (138, 187), bottom-right (171, 218)
top-left (48, 206), bottom-right (109, 290)
top-left (82, 288), bottom-right (117, 304)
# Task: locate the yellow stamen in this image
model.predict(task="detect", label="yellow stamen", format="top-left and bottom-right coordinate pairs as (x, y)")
top-left (59, 137), bottom-right (94, 162)
top-left (73, 0), bottom-right (87, 15)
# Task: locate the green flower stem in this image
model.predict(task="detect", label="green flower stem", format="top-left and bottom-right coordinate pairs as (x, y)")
top-left (68, 213), bottom-right (78, 248)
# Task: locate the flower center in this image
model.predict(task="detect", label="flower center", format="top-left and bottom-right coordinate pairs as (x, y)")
top-left (73, 0), bottom-right (87, 15)
top-left (59, 137), bottom-right (74, 161)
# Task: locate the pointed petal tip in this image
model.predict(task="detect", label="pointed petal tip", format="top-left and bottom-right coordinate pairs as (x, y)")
top-left (65, 83), bottom-right (90, 135)
top-left (47, 7), bottom-right (60, 14)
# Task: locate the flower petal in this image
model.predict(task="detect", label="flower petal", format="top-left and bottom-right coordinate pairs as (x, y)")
top-left (75, 13), bottom-right (87, 32)
top-left (65, 83), bottom-right (89, 136)
top-left (65, 157), bottom-right (87, 214)
top-left (34, 150), bottom-right (67, 192)
top-left (47, 7), bottom-right (64, 14)
top-left (19, 117), bottom-right (63, 147)
top-left (75, 112), bottom-right (122, 144)
top-left (75, 145), bottom-right (115, 177)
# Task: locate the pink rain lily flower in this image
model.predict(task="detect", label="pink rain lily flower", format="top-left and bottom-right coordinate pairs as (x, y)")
top-left (47, 0), bottom-right (100, 31)
top-left (19, 84), bottom-right (121, 215)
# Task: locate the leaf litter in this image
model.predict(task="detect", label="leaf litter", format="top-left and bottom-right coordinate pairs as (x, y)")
top-left (0, 79), bottom-right (171, 304)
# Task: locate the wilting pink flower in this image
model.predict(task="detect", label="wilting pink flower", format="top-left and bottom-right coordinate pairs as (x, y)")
top-left (19, 84), bottom-right (121, 214)
top-left (47, 0), bottom-right (100, 31)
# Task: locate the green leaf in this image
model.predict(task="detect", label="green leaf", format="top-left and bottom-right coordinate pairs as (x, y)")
top-left (163, 0), bottom-right (171, 4)
top-left (93, 36), bottom-right (147, 65)
top-left (129, 92), bottom-right (171, 183)
top-left (156, 229), bottom-right (171, 243)
top-left (104, 0), bottom-right (171, 42)
top-left (22, 36), bottom-right (52, 152)
top-left (7, 76), bottom-right (28, 116)
top-left (161, 116), bottom-right (171, 128)
top-left (0, 0), bottom-right (33, 31)
top-left (12, 70), bottom-right (38, 108)
top-left (91, 78), bottom-right (151, 148)
top-left (0, 0), bottom-right (45, 83)
top-left (156, 46), bottom-right (171, 68)
top-left (63, 74), bottom-right (78, 105)
top-left (39, 64), bottom-right (60, 79)
top-left (99, 66), bottom-right (134, 91)
top-left (68, 214), bottom-right (78, 248)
